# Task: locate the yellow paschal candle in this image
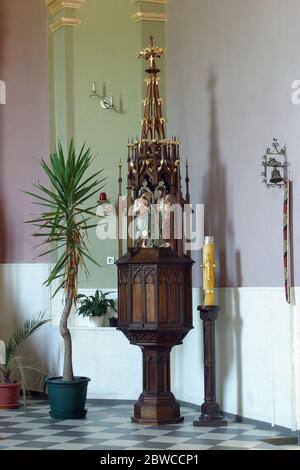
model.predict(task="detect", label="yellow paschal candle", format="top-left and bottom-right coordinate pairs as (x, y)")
top-left (202, 236), bottom-right (215, 306)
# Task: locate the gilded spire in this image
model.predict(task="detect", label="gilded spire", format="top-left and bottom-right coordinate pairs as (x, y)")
top-left (139, 36), bottom-right (167, 141)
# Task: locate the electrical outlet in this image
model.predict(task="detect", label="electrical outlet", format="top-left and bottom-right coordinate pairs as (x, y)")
top-left (107, 256), bottom-right (115, 265)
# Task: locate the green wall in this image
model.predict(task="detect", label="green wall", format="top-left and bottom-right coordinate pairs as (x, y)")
top-left (49, 0), bottom-right (166, 289)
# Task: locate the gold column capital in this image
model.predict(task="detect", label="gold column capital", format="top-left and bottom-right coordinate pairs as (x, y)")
top-left (132, 12), bottom-right (167, 23)
top-left (132, 0), bottom-right (167, 4)
top-left (46, 0), bottom-right (85, 15)
top-left (49, 17), bottom-right (82, 33)
top-left (46, 0), bottom-right (85, 33)
top-left (132, 0), bottom-right (167, 23)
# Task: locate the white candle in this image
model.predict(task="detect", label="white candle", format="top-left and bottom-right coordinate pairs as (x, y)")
top-left (92, 79), bottom-right (96, 93)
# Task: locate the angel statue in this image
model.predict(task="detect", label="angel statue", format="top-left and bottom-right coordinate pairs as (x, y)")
top-left (133, 181), bottom-right (153, 247)
top-left (155, 181), bottom-right (172, 248)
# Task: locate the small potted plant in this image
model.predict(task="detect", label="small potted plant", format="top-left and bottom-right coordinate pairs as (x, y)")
top-left (0, 313), bottom-right (48, 409)
top-left (26, 140), bottom-right (105, 419)
top-left (77, 290), bottom-right (118, 327)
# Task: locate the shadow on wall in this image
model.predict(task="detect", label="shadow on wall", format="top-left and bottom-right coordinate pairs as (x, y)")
top-left (0, 6), bottom-right (8, 262)
top-left (202, 70), bottom-right (243, 416)
top-left (202, 70), bottom-right (235, 288)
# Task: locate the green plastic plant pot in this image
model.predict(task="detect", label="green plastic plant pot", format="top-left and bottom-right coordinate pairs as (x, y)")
top-left (46, 376), bottom-right (91, 420)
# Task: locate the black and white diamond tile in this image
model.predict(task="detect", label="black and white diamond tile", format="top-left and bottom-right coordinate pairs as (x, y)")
top-left (0, 401), bottom-right (299, 451)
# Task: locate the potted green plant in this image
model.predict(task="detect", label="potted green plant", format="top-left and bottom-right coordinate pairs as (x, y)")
top-left (77, 289), bottom-right (117, 327)
top-left (0, 313), bottom-right (48, 409)
top-left (26, 140), bottom-right (105, 419)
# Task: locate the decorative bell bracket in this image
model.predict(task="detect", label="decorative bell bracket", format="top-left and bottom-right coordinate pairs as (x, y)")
top-left (261, 138), bottom-right (289, 189)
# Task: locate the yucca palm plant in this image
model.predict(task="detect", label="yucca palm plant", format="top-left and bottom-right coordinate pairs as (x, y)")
top-left (0, 312), bottom-right (48, 383)
top-left (26, 140), bottom-right (105, 382)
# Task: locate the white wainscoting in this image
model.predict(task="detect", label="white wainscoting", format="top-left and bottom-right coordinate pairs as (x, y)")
top-left (172, 287), bottom-right (300, 431)
top-left (51, 284), bottom-right (300, 429)
top-left (1, 263), bottom-right (299, 429)
top-left (0, 264), bottom-right (60, 387)
top-left (50, 288), bottom-right (142, 400)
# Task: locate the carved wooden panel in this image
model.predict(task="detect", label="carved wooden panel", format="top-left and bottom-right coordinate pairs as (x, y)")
top-left (132, 268), bottom-right (143, 323)
top-left (118, 268), bottom-right (129, 324)
top-left (145, 270), bottom-right (156, 323)
top-left (158, 272), bottom-right (168, 324)
top-left (169, 270), bottom-right (181, 324)
top-left (118, 259), bottom-right (193, 329)
top-left (123, 329), bottom-right (190, 345)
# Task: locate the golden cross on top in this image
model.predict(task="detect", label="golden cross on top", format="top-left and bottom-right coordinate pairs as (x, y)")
top-left (138, 36), bottom-right (166, 68)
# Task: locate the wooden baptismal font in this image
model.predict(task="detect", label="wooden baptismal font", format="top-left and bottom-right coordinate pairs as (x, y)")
top-left (117, 37), bottom-right (194, 425)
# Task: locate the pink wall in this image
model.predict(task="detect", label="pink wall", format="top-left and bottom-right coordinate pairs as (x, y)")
top-left (0, 0), bottom-right (50, 263)
top-left (167, 0), bottom-right (300, 288)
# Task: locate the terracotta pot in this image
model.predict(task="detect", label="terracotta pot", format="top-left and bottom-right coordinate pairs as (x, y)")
top-left (0, 382), bottom-right (21, 409)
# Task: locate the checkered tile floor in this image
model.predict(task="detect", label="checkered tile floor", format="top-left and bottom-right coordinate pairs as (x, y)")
top-left (0, 401), bottom-right (299, 450)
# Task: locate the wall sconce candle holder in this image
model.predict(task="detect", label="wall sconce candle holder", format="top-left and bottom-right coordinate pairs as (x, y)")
top-left (89, 79), bottom-right (118, 112)
top-left (261, 138), bottom-right (289, 189)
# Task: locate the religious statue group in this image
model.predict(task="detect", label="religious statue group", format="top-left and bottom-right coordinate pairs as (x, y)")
top-left (133, 181), bottom-right (172, 248)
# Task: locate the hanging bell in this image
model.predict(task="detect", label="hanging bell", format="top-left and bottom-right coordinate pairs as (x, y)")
top-left (270, 167), bottom-right (283, 185)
